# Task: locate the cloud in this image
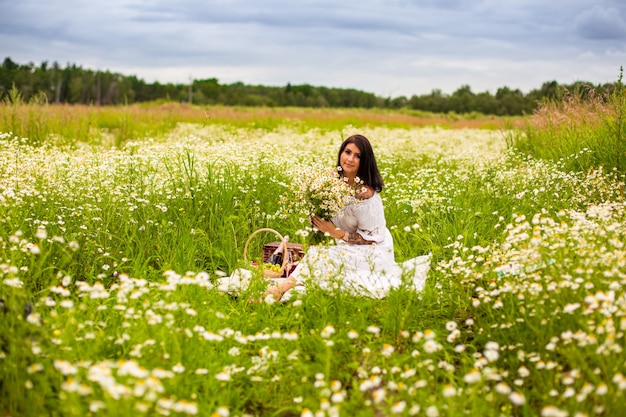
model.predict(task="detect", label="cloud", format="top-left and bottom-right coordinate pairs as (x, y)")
top-left (0, 0), bottom-right (624, 97)
top-left (575, 5), bottom-right (626, 39)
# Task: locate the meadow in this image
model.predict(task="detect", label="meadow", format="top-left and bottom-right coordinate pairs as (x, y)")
top-left (1, 97), bottom-right (625, 417)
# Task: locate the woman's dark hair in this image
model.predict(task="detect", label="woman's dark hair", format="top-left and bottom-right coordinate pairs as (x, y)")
top-left (336, 134), bottom-right (384, 192)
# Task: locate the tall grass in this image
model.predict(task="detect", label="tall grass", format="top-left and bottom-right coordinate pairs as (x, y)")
top-left (1, 95), bottom-right (513, 150)
top-left (508, 68), bottom-right (626, 174)
top-left (1, 119), bottom-right (625, 416)
top-left (1, 91), bottom-right (195, 147)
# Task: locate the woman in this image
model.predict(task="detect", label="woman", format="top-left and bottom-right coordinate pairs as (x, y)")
top-left (267, 134), bottom-right (430, 301)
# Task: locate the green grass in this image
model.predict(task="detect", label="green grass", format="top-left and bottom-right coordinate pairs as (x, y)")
top-left (1, 117), bottom-right (625, 416)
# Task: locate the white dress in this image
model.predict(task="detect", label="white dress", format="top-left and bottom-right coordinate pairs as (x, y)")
top-left (287, 192), bottom-right (431, 299)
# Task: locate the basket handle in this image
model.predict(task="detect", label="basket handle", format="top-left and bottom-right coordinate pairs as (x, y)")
top-left (243, 228), bottom-right (290, 273)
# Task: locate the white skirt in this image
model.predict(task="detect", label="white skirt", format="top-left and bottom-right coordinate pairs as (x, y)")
top-left (289, 231), bottom-right (430, 299)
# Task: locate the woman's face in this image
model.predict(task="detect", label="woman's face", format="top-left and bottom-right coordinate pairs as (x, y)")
top-left (340, 143), bottom-right (361, 179)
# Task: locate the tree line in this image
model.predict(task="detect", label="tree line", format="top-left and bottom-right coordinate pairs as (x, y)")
top-left (0, 57), bottom-right (619, 116)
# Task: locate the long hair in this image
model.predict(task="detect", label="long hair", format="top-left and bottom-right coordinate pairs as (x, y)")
top-left (336, 134), bottom-right (384, 192)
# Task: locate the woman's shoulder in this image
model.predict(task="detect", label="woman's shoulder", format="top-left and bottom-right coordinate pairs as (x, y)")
top-left (355, 184), bottom-right (375, 200)
top-left (351, 189), bottom-right (383, 213)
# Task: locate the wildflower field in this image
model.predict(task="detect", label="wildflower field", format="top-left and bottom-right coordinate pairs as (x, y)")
top-left (1, 102), bottom-right (626, 417)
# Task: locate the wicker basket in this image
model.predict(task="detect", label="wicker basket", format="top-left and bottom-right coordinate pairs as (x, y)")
top-left (243, 228), bottom-right (290, 278)
top-left (262, 241), bottom-right (304, 276)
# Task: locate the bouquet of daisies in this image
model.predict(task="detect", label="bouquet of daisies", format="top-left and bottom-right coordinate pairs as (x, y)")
top-left (289, 164), bottom-right (361, 220)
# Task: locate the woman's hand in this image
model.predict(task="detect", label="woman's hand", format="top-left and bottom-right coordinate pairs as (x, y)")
top-left (310, 216), bottom-right (342, 239)
top-left (310, 215), bottom-right (375, 245)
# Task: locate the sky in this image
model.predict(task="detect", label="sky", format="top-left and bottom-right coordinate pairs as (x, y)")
top-left (1, 0), bottom-right (625, 98)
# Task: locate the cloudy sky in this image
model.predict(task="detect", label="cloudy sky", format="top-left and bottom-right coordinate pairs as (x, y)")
top-left (1, 0), bottom-right (625, 98)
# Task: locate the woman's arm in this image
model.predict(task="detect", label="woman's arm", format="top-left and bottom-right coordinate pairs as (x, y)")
top-left (310, 216), bottom-right (376, 245)
top-left (343, 231), bottom-right (375, 245)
